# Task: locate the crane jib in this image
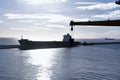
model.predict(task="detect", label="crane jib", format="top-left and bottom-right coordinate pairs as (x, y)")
top-left (70, 20), bottom-right (120, 31)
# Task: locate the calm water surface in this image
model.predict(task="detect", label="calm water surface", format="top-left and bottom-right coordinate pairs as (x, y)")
top-left (0, 44), bottom-right (120, 80)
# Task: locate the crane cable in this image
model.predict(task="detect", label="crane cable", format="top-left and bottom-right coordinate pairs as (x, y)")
top-left (69, 25), bottom-right (75, 39)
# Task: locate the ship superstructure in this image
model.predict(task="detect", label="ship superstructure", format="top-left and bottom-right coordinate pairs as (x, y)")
top-left (18, 33), bottom-right (80, 50)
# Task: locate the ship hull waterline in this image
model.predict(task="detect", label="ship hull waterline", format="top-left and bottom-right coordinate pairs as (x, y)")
top-left (18, 40), bottom-right (80, 50)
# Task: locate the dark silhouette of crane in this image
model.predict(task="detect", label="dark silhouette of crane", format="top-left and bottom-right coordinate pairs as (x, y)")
top-left (70, 20), bottom-right (120, 31)
top-left (116, 0), bottom-right (120, 5)
top-left (69, 0), bottom-right (120, 31)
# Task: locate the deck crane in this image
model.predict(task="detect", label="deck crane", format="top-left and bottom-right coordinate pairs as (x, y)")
top-left (70, 0), bottom-right (120, 31)
top-left (70, 20), bottom-right (120, 31)
top-left (116, 0), bottom-right (120, 5)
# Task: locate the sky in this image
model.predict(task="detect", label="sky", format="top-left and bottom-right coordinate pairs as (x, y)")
top-left (0, 0), bottom-right (120, 40)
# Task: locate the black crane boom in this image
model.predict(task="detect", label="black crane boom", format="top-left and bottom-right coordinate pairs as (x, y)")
top-left (70, 20), bottom-right (120, 31)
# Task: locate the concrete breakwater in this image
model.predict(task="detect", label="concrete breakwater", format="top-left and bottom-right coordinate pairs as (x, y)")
top-left (0, 42), bottom-right (120, 49)
top-left (81, 42), bottom-right (120, 45)
top-left (0, 45), bottom-right (19, 49)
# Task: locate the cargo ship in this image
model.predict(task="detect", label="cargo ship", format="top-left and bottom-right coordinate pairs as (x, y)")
top-left (18, 33), bottom-right (80, 50)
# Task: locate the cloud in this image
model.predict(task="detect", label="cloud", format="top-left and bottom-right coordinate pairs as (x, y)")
top-left (72, 18), bottom-right (89, 22)
top-left (4, 13), bottom-right (71, 24)
top-left (76, 2), bottom-right (119, 10)
top-left (45, 24), bottom-right (66, 28)
top-left (9, 26), bottom-right (52, 31)
top-left (75, 2), bottom-right (100, 5)
top-left (0, 20), bottom-right (3, 23)
top-left (4, 13), bottom-right (71, 23)
top-left (94, 10), bottom-right (120, 19)
top-left (19, 0), bottom-right (67, 5)
top-left (29, 26), bottom-right (52, 30)
top-left (4, 14), bottom-right (42, 19)
top-left (17, 20), bottom-right (37, 23)
top-left (9, 27), bottom-right (36, 31)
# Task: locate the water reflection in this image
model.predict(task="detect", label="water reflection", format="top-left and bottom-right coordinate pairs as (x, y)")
top-left (1, 45), bottom-right (120, 80)
top-left (24, 48), bottom-right (64, 80)
top-left (19, 45), bottom-right (120, 80)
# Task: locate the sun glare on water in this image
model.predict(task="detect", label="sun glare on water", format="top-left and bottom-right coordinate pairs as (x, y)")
top-left (24, 49), bottom-right (61, 80)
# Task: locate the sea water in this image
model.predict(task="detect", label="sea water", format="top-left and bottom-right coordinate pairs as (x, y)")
top-left (0, 38), bottom-right (120, 80)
